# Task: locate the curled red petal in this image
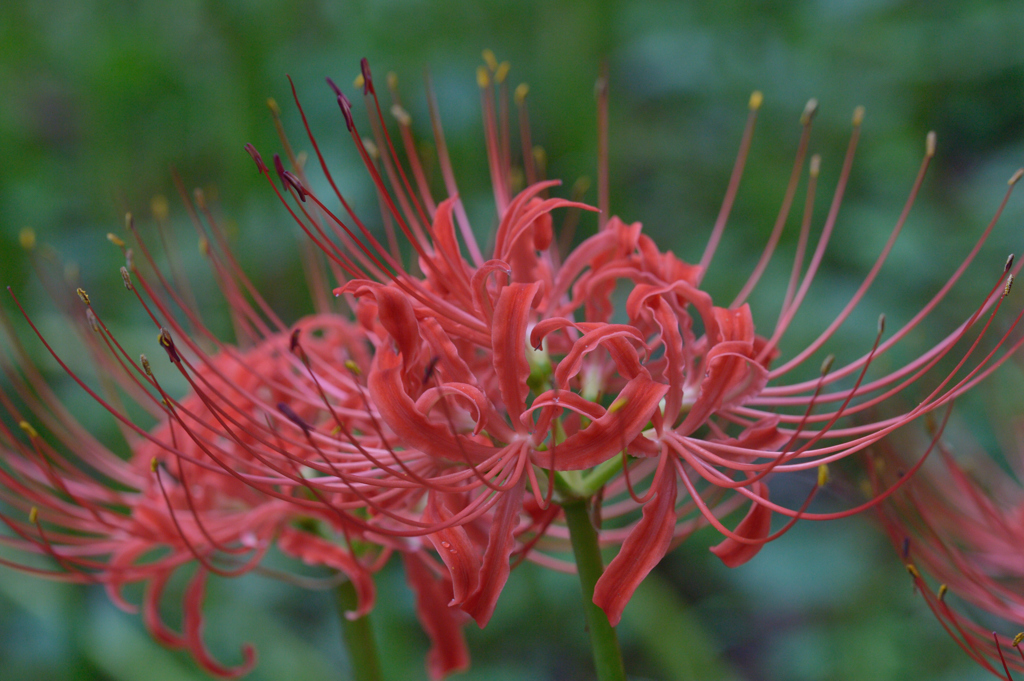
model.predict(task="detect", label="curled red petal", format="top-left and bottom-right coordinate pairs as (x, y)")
top-left (709, 482), bottom-right (773, 568)
top-left (277, 527), bottom-right (376, 620)
top-left (182, 568), bottom-right (257, 678)
top-left (402, 552), bottom-right (471, 680)
top-left (460, 472), bottom-right (526, 626)
top-left (424, 493), bottom-right (481, 606)
top-left (593, 463), bottom-right (677, 626)
top-left (491, 282), bottom-right (542, 431)
top-left (544, 373), bottom-right (668, 471)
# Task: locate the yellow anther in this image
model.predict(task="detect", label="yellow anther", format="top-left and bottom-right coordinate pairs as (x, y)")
top-left (495, 61), bottom-right (510, 84)
top-left (937, 584), bottom-right (948, 601)
top-left (482, 49), bottom-right (498, 71)
top-left (1013, 632), bottom-right (1024, 647)
top-left (905, 563), bottom-right (920, 578)
top-left (1004, 274), bottom-right (1014, 298)
top-left (386, 71), bottom-right (398, 90)
top-left (1010, 169), bottom-right (1024, 186)
top-left (476, 65), bottom-right (490, 88)
top-left (19, 421), bottom-right (38, 439)
top-left (198, 236), bottom-right (209, 256)
top-left (800, 98), bottom-right (819, 125)
top-left (572, 176), bottom-right (592, 196)
top-left (29, 507), bottom-right (38, 524)
top-left (141, 354), bottom-right (152, 376)
top-left (817, 464), bottom-right (829, 487)
top-left (76, 287), bottom-right (90, 305)
top-left (363, 138), bottom-right (380, 160)
top-left (809, 154), bottom-right (821, 178)
top-left (852, 105), bottom-right (865, 127)
top-left (390, 104), bottom-right (412, 127)
top-left (354, 74), bottom-right (365, 90)
top-left (107, 232), bottom-right (125, 247)
top-left (748, 90), bottom-right (763, 111)
top-left (86, 308), bottom-right (100, 333)
top-left (120, 266), bottom-right (133, 290)
top-left (608, 396), bottom-right (629, 413)
top-left (514, 83), bottom-right (529, 105)
top-left (19, 227), bottom-right (36, 250)
top-left (330, 425), bottom-right (342, 436)
top-left (159, 330), bottom-right (172, 348)
top-left (820, 354), bottom-right (835, 375)
top-left (125, 212), bottom-right (134, 230)
top-left (925, 131), bottom-right (936, 158)
top-left (267, 97), bottom-right (281, 115)
top-left (532, 146), bottom-right (547, 171)
top-left (151, 457), bottom-right (158, 473)
top-left (344, 359), bottom-right (362, 375)
top-left (151, 195), bottom-right (169, 221)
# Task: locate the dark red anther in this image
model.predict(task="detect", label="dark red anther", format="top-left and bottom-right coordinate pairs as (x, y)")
top-left (158, 328), bottom-right (180, 363)
top-left (289, 328), bottom-right (301, 354)
top-left (244, 144), bottom-right (269, 173)
top-left (901, 536), bottom-right (910, 559)
top-left (274, 154), bottom-right (307, 201)
top-left (360, 58), bottom-right (374, 95)
top-left (422, 355), bottom-right (441, 383)
top-left (278, 402), bottom-right (312, 434)
top-left (338, 93), bottom-right (354, 131)
top-left (326, 76), bottom-right (343, 97)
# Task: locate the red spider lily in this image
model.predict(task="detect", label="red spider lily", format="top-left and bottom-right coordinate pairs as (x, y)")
top-left (1, 237), bottom-right (468, 677)
top-left (2, 51), bottom-right (1024, 680)
top-left (239, 55), bottom-right (1024, 629)
top-left (876, 418), bottom-right (1024, 679)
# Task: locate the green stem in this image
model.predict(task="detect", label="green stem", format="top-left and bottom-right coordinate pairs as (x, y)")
top-left (335, 580), bottom-right (384, 681)
top-left (562, 498), bottom-right (627, 681)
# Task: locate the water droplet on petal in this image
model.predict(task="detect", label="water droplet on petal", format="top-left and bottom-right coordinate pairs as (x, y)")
top-left (440, 541), bottom-right (451, 549)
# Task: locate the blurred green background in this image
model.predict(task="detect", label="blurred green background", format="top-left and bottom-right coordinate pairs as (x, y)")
top-left (2, 1), bottom-right (1023, 679)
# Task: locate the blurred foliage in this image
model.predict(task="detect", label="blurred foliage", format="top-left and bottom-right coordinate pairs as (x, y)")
top-left (1, 0), bottom-right (1023, 679)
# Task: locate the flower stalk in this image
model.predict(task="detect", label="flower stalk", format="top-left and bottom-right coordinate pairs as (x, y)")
top-left (336, 579), bottom-right (384, 681)
top-left (562, 497), bottom-right (627, 681)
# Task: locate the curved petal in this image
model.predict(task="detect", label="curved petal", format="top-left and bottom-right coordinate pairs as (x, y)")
top-left (594, 460), bottom-right (677, 626)
top-left (277, 527), bottom-right (376, 620)
top-left (402, 551), bottom-right (471, 680)
top-left (460, 472), bottom-right (526, 626)
top-left (491, 282), bottom-right (542, 431)
top-left (424, 493), bottom-right (481, 606)
top-left (709, 482), bottom-right (772, 568)
top-left (542, 374), bottom-right (668, 471)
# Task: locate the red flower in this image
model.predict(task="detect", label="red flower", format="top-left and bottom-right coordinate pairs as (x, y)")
top-left (877, 418), bottom-right (1024, 678)
top-left (3, 52), bottom-right (1023, 679)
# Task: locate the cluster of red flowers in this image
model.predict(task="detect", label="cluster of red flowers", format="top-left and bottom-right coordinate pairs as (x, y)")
top-left (877, 416), bottom-right (1024, 679)
top-left (1, 54), bottom-right (1022, 679)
